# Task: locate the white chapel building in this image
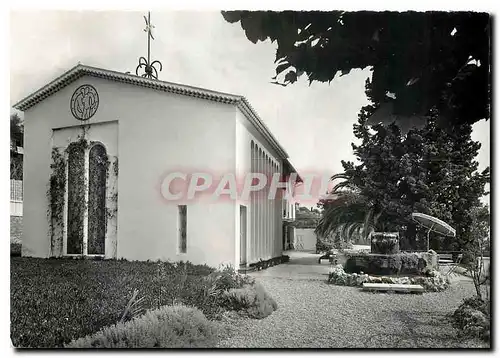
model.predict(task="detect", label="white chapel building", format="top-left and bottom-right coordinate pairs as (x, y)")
top-left (14, 64), bottom-right (299, 269)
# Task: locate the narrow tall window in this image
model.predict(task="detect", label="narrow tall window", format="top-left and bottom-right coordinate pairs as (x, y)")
top-left (178, 205), bottom-right (187, 253)
top-left (67, 142), bottom-right (85, 254)
top-left (88, 144), bottom-right (107, 255)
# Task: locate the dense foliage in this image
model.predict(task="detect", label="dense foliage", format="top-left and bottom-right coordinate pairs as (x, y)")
top-left (343, 251), bottom-right (434, 276)
top-left (11, 258), bottom-right (278, 348)
top-left (65, 304), bottom-right (219, 348)
top-left (453, 296), bottom-right (490, 342)
top-left (10, 258), bottom-right (211, 347)
top-left (291, 206), bottom-right (321, 229)
top-left (10, 113), bottom-right (23, 147)
top-left (316, 79), bottom-right (489, 252)
top-left (10, 113), bottom-right (23, 180)
top-left (222, 11), bottom-right (491, 130)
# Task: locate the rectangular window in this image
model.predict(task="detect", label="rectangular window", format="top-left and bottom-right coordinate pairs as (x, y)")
top-left (178, 205), bottom-right (187, 253)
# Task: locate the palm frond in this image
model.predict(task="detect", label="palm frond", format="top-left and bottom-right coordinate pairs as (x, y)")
top-left (331, 173), bottom-right (351, 181)
top-left (315, 190), bottom-right (383, 241)
top-left (332, 181), bottom-right (360, 192)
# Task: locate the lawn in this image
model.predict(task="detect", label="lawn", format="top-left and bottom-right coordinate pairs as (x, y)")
top-left (10, 257), bottom-right (215, 348)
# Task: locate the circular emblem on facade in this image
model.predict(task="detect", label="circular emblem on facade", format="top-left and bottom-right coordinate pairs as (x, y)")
top-left (70, 85), bottom-right (99, 120)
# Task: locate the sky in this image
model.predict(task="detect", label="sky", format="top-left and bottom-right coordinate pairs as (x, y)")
top-left (9, 10), bottom-right (490, 205)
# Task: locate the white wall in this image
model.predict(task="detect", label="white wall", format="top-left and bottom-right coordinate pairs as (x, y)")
top-left (294, 228), bottom-right (317, 252)
top-left (10, 202), bottom-right (23, 217)
top-left (235, 109), bottom-right (283, 266)
top-left (22, 75), bottom-right (237, 268)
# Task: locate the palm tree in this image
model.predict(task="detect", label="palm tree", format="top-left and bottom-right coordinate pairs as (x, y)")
top-left (315, 172), bottom-right (393, 248)
top-left (316, 192), bottom-right (381, 238)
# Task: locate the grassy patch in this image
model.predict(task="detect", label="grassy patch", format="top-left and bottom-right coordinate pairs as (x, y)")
top-left (10, 257), bottom-right (214, 348)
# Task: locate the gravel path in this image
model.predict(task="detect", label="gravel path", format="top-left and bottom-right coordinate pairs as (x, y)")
top-left (217, 274), bottom-right (489, 348)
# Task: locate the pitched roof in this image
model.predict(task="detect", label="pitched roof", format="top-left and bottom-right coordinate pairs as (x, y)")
top-left (13, 64), bottom-right (291, 159)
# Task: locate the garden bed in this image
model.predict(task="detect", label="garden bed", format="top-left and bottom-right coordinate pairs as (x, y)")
top-left (248, 255), bottom-right (290, 271)
top-left (10, 257), bottom-right (277, 348)
top-left (328, 264), bottom-right (451, 292)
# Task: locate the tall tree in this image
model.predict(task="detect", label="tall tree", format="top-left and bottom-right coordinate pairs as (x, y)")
top-left (316, 82), bottom-right (489, 251)
top-left (222, 11), bottom-right (491, 131)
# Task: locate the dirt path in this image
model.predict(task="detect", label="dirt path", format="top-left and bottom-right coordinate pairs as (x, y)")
top-left (217, 252), bottom-right (488, 348)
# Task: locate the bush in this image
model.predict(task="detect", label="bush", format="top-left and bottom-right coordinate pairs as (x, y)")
top-left (11, 242), bottom-right (21, 257)
top-left (223, 282), bottom-right (278, 319)
top-left (65, 305), bottom-right (218, 348)
top-left (188, 265), bottom-right (278, 320)
top-left (453, 296), bottom-right (490, 342)
top-left (185, 265), bottom-right (255, 320)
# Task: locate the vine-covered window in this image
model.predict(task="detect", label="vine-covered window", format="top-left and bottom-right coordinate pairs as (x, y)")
top-left (66, 142), bottom-right (85, 254)
top-left (87, 143), bottom-right (107, 255)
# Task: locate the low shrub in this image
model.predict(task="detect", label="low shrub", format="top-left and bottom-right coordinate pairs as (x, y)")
top-left (185, 265), bottom-right (255, 320)
top-left (11, 242), bottom-right (21, 257)
top-left (197, 266), bottom-right (277, 319)
top-left (453, 296), bottom-right (490, 342)
top-left (223, 282), bottom-right (278, 319)
top-left (65, 304), bottom-right (218, 348)
top-left (328, 264), bottom-right (450, 292)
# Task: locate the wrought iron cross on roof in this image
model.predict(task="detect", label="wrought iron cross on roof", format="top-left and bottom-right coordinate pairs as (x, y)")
top-left (136, 11), bottom-right (163, 79)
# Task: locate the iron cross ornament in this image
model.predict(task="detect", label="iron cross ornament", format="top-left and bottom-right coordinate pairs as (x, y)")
top-left (136, 12), bottom-right (163, 79)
